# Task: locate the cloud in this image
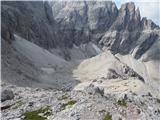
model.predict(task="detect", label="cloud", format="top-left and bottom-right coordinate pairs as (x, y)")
top-left (114, 0), bottom-right (160, 25)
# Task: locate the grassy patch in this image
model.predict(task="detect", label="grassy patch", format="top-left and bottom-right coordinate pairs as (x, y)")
top-left (22, 107), bottom-right (52, 120)
top-left (102, 112), bottom-right (112, 120)
top-left (61, 100), bottom-right (77, 110)
top-left (117, 99), bottom-right (127, 107)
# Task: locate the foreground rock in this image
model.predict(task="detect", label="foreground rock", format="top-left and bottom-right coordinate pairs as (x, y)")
top-left (1, 83), bottom-right (160, 120)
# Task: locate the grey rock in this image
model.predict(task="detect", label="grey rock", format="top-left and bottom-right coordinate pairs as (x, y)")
top-left (49, 1), bottom-right (118, 47)
top-left (84, 84), bottom-right (104, 96)
top-left (99, 2), bottom-right (159, 60)
top-left (107, 69), bottom-right (122, 79)
top-left (141, 17), bottom-right (159, 30)
top-left (106, 65), bottom-right (144, 82)
top-left (1, 89), bottom-right (14, 102)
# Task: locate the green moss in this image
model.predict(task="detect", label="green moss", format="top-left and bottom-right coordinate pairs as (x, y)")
top-left (61, 100), bottom-right (77, 110)
top-left (117, 99), bottom-right (127, 107)
top-left (22, 107), bottom-right (52, 120)
top-left (103, 112), bottom-right (112, 120)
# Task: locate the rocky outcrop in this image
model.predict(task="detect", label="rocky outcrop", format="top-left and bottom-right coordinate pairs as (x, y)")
top-left (141, 17), bottom-right (159, 30)
top-left (133, 33), bottom-right (159, 59)
top-left (84, 84), bottom-right (104, 96)
top-left (99, 30), bottom-right (141, 55)
top-left (110, 2), bottom-right (141, 31)
top-left (1, 89), bottom-right (14, 102)
top-left (99, 2), bottom-right (160, 59)
top-left (2, 84), bottom-right (160, 120)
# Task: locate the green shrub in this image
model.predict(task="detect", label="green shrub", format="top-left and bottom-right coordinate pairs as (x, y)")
top-left (103, 112), bottom-right (112, 120)
top-left (117, 99), bottom-right (127, 107)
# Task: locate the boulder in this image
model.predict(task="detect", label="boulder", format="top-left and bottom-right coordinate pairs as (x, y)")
top-left (1, 89), bottom-right (14, 102)
top-left (84, 84), bottom-right (104, 96)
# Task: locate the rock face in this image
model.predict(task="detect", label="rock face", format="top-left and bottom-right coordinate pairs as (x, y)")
top-left (50, 1), bottom-right (118, 47)
top-left (1, 1), bottom-right (58, 49)
top-left (1, 1), bottom-right (118, 49)
top-left (51, 1), bottom-right (118, 31)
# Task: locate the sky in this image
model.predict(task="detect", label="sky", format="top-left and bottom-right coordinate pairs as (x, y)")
top-left (114, 0), bottom-right (160, 26)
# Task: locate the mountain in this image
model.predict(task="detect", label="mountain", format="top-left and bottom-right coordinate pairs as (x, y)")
top-left (1, 1), bottom-right (160, 120)
top-left (2, 1), bottom-right (159, 58)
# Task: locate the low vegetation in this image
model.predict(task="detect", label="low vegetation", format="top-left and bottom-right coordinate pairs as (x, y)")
top-left (117, 99), bottom-right (127, 107)
top-left (61, 100), bottom-right (77, 110)
top-left (102, 112), bottom-right (112, 120)
top-left (22, 107), bottom-right (52, 120)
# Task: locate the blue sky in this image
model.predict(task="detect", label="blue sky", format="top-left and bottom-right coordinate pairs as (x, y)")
top-left (114, 0), bottom-right (160, 26)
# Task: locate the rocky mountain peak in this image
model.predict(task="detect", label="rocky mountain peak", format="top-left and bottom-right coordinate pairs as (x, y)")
top-left (110, 2), bottom-right (141, 31)
top-left (135, 7), bottom-right (141, 21)
top-left (121, 2), bottom-right (135, 12)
